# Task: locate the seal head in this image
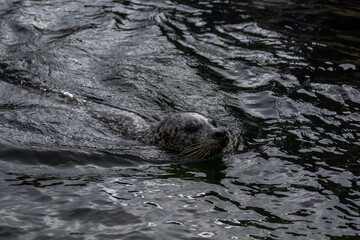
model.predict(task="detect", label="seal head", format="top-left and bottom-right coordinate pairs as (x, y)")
top-left (139, 112), bottom-right (231, 158)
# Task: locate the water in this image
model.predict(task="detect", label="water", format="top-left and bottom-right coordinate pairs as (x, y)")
top-left (0, 0), bottom-right (359, 239)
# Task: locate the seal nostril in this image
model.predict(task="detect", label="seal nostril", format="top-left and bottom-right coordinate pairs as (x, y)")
top-left (213, 130), bottom-right (226, 140)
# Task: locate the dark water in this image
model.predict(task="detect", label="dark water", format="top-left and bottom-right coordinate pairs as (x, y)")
top-left (0, 0), bottom-right (359, 239)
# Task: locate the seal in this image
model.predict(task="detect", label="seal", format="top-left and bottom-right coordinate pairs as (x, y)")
top-left (91, 107), bottom-right (231, 159)
top-left (137, 112), bottom-right (231, 159)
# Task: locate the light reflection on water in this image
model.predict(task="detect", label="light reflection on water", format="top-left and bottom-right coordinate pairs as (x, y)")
top-left (0, 0), bottom-right (359, 239)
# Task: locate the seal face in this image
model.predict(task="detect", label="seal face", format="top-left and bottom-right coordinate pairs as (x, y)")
top-left (139, 112), bottom-right (231, 158)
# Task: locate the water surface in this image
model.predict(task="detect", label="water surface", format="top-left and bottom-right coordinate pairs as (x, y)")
top-left (0, 0), bottom-right (359, 239)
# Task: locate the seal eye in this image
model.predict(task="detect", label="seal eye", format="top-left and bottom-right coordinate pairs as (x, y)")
top-left (210, 120), bottom-right (217, 127)
top-left (184, 124), bottom-right (200, 133)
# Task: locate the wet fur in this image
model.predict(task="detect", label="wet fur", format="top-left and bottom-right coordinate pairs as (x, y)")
top-left (137, 112), bottom-right (231, 158)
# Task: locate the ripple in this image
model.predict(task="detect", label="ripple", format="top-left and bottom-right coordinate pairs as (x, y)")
top-left (0, 0), bottom-right (359, 239)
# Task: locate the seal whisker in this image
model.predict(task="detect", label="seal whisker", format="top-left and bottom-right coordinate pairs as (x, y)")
top-left (203, 145), bottom-right (214, 158)
top-left (194, 146), bottom-right (207, 158)
top-left (181, 147), bottom-right (204, 158)
top-left (181, 143), bottom-right (204, 154)
top-left (180, 143), bottom-right (207, 158)
top-left (179, 140), bottom-right (218, 159)
top-left (182, 144), bottom-right (204, 153)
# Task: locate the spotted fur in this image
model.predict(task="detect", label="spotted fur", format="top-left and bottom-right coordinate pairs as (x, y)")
top-left (137, 112), bottom-right (231, 158)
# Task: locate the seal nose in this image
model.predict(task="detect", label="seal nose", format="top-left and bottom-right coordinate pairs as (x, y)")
top-left (212, 129), bottom-right (228, 140)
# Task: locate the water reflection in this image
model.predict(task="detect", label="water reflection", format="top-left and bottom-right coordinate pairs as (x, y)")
top-left (0, 0), bottom-right (359, 239)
